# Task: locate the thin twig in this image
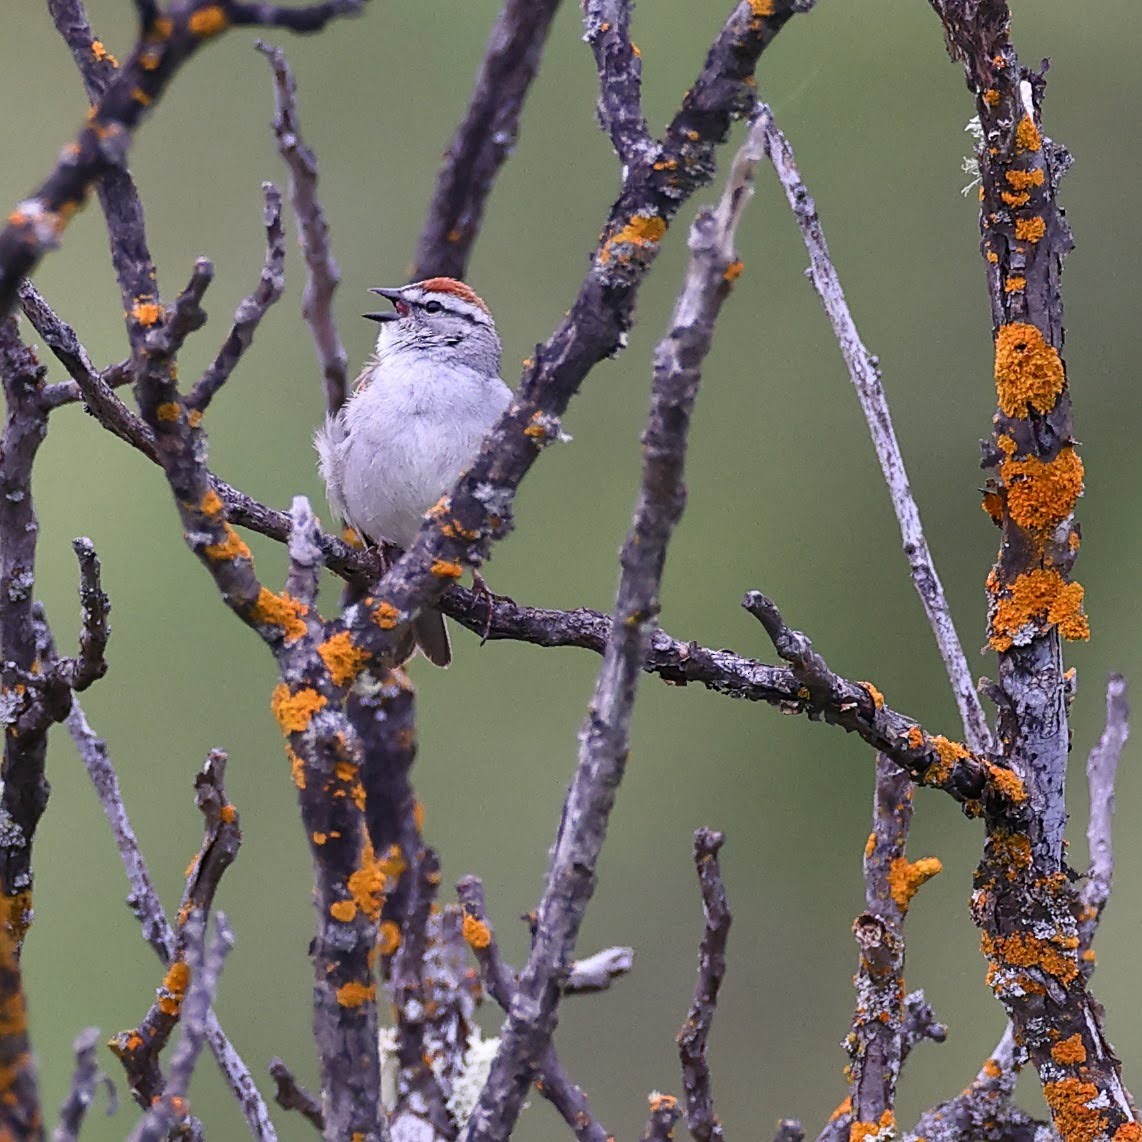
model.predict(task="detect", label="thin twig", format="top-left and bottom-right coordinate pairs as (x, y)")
top-left (756, 104), bottom-right (991, 756)
top-left (677, 829), bottom-right (731, 1142)
top-left (257, 41), bottom-right (348, 415)
top-left (1079, 673), bottom-right (1129, 966)
top-left (642, 1095), bottom-right (683, 1142)
top-left (582, 0), bottom-right (653, 169)
top-left (565, 945), bottom-right (634, 994)
top-left (52, 1027), bottom-right (117, 1142)
top-left (269, 1058), bottom-right (324, 1133)
top-left (188, 183), bottom-right (287, 413)
top-left (52, 538), bottom-right (110, 692)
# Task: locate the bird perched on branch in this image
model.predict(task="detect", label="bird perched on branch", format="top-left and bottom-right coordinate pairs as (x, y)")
top-left (316, 277), bottom-right (512, 666)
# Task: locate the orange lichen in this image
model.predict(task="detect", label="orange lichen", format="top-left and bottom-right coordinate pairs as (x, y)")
top-left (348, 840), bottom-right (387, 921)
top-left (1043, 1079), bottom-right (1105, 1142)
top-left (1014, 216), bottom-right (1046, 244)
top-left (987, 763), bottom-right (1027, 804)
top-left (1006, 168), bottom-right (1045, 190)
top-left (982, 931), bottom-right (1079, 986)
top-left (906, 725), bottom-right (924, 750)
top-left (989, 569), bottom-right (1089, 651)
top-left (982, 490), bottom-right (1003, 524)
top-left (1015, 116), bottom-right (1042, 153)
top-left (252, 588), bottom-right (308, 644)
top-left (373, 600), bottom-right (401, 630)
top-left (186, 408), bottom-right (202, 428)
top-left (378, 844), bottom-right (408, 888)
top-left (1001, 446), bottom-right (1083, 532)
top-left (203, 524), bottom-right (251, 563)
top-left (430, 559), bottom-right (463, 578)
top-left (988, 829), bottom-right (1032, 878)
top-left (91, 40), bottom-right (117, 66)
top-left (1003, 276), bottom-right (1027, 292)
top-left (131, 86), bottom-right (153, 107)
top-left (330, 900), bottom-right (357, 923)
top-left (188, 5), bottom-right (229, 37)
top-left (140, 46), bottom-right (162, 70)
top-left (270, 683), bottom-right (326, 734)
top-left (1113, 1125), bottom-right (1142, 1142)
top-left (155, 401), bottom-right (181, 423)
top-left (863, 832), bottom-right (876, 860)
top-left (723, 259), bottom-right (745, 283)
top-left (317, 631), bottom-right (369, 686)
top-left (850, 1110), bottom-right (894, 1142)
top-left (649, 1093), bottom-right (679, 1113)
top-left (1001, 191), bottom-right (1031, 208)
top-left (887, 856), bottom-right (943, 910)
top-left (336, 980), bottom-right (376, 1008)
top-left (199, 489), bottom-right (223, 516)
top-left (462, 913), bottom-right (492, 950)
top-left (286, 746), bottom-right (306, 789)
top-left (983, 1057), bottom-right (1003, 1078)
top-left (1050, 1034), bottom-right (1087, 1066)
top-left (341, 526), bottom-right (363, 549)
top-left (994, 322), bottom-right (1065, 418)
top-left (378, 921), bottom-right (401, 955)
top-left (158, 960), bottom-right (190, 1017)
top-left (219, 803), bottom-right (237, 824)
top-left (130, 300), bottom-right (162, 326)
top-left (982, 88), bottom-right (1000, 105)
top-left (859, 681), bottom-right (885, 709)
top-left (599, 213), bottom-right (667, 264)
top-left (925, 735), bottom-right (971, 787)
top-left (413, 799), bottom-right (426, 833)
top-left (986, 250), bottom-right (1000, 263)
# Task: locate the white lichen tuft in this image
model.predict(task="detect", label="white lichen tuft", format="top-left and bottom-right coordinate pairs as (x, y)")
top-left (961, 116), bottom-right (985, 196)
top-left (441, 1030), bottom-right (502, 1128)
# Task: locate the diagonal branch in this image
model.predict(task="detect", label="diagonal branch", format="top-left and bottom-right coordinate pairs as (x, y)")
top-left (756, 104), bottom-right (991, 756)
top-left (412, 0), bottom-right (563, 280)
top-left (465, 106), bottom-right (769, 1142)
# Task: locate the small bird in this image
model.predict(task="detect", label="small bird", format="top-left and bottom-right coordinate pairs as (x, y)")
top-left (316, 277), bottom-right (513, 666)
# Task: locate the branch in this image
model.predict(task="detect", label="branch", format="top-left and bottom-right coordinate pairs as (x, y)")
top-left (465, 102), bottom-right (769, 1142)
top-left (926, 5), bottom-right (1132, 1128)
top-left (52, 1026), bottom-right (117, 1142)
top-left (642, 1095), bottom-right (683, 1142)
top-left (269, 1058), bottom-right (324, 1133)
top-left (52, 537), bottom-right (110, 692)
top-left (187, 183), bottom-right (286, 413)
top-left (565, 945), bottom-right (634, 995)
top-left (677, 829), bottom-right (731, 1142)
top-left (756, 104), bottom-right (991, 755)
top-left (582, 0), bottom-right (653, 169)
top-left (127, 913), bottom-right (236, 1142)
top-left (110, 749), bottom-right (242, 1111)
top-left (0, 0), bottom-right (366, 316)
top-left (257, 41), bottom-right (348, 415)
top-left (455, 877), bottom-right (610, 1142)
top-left (1079, 673), bottom-right (1129, 968)
top-left (412, 0), bottom-right (562, 280)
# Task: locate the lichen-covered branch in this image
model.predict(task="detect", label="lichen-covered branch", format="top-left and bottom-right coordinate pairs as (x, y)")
top-left (926, 4), bottom-right (1133, 1131)
top-left (412, 0), bottom-right (562, 280)
top-left (677, 828), bottom-right (731, 1142)
top-left (756, 105), bottom-right (991, 755)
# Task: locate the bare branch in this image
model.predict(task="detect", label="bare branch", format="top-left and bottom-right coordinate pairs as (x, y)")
top-left (52, 1027), bottom-right (117, 1142)
top-left (52, 537), bottom-right (110, 692)
top-left (257, 41), bottom-right (348, 415)
top-left (756, 104), bottom-right (991, 755)
top-left (413, 0), bottom-right (562, 280)
top-left (677, 828), bottom-right (731, 1142)
top-left (269, 1058), bottom-right (324, 1133)
top-left (1079, 673), bottom-right (1129, 964)
top-left (188, 183), bottom-right (286, 413)
top-left (565, 945), bottom-right (634, 994)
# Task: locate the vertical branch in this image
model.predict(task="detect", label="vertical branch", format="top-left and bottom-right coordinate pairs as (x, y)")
top-left (412, 0), bottom-right (563, 280)
top-left (677, 829), bottom-right (731, 1142)
top-left (465, 113), bottom-right (768, 1142)
top-left (925, 4), bottom-right (1133, 1132)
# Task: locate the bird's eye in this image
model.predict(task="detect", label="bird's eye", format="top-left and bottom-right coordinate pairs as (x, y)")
top-left (423, 300), bottom-right (443, 314)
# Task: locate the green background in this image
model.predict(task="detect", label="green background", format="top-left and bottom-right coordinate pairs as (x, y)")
top-left (1, 1), bottom-right (1139, 1137)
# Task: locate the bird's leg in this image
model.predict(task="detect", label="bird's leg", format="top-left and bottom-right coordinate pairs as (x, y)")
top-left (471, 569), bottom-right (504, 646)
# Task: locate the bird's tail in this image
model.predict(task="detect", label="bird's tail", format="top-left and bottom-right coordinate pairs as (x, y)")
top-left (413, 609), bottom-right (451, 668)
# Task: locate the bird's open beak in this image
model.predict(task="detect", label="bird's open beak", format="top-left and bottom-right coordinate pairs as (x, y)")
top-left (363, 286), bottom-right (403, 323)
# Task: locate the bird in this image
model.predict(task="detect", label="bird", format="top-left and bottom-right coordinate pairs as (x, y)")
top-left (316, 277), bottom-right (513, 667)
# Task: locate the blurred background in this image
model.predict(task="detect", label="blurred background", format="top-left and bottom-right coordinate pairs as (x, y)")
top-left (1, 0), bottom-right (1139, 1137)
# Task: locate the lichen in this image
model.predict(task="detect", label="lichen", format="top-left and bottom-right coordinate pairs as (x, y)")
top-left (887, 856), bottom-right (943, 910)
top-left (1001, 446), bottom-right (1083, 532)
top-left (270, 684), bottom-right (326, 734)
top-left (252, 588), bottom-right (308, 644)
top-left (994, 323), bottom-right (1065, 418)
top-left (989, 568), bottom-right (1089, 651)
top-left (317, 631), bottom-right (369, 686)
